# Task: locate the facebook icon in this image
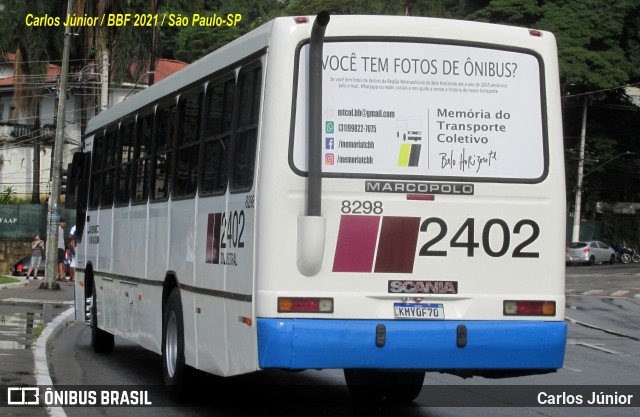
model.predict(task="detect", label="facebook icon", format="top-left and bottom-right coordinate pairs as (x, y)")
top-left (325, 137), bottom-right (334, 150)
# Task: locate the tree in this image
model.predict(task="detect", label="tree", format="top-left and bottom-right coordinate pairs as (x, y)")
top-left (158, 0), bottom-right (286, 62)
top-left (0, 0), bottom-right (66, 204)
top-left (471, 1), bottom-right (640, 206)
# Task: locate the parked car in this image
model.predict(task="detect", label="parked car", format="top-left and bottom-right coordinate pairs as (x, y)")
top-left (565, 241), bottom-right (616, 265)
top-left (12, 255), bottom-right (46, 277)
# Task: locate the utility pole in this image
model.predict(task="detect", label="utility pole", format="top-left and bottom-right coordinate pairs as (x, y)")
top-left (31, 117), bottom-right (40, 203)
top-left (100, 49), bottom-right (109, 112)
top-left (149, 0), bottom-right (157, 86)
top-left (571, 97), bottom-right (588, 242)
top-left (42, 0), bottom-right (73, 290)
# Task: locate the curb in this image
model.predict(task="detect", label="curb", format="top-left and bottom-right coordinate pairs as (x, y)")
top-left (0, 298), bottom-right (73, 307)
top-left (34, 306), bottom-right (74, 417)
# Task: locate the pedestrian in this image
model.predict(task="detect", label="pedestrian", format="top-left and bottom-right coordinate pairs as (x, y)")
top-left (68, 230), bottom-right (76, 282)
top-left (57, 218), bottom-right (67, 281)
top-left (26, 233), bottom-right (45, 279)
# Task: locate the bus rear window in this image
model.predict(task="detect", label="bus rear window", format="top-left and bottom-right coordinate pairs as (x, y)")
top-left (292, 41), bottom-right (547, 182)
top-left (568, 243), bottom-right (587, 249)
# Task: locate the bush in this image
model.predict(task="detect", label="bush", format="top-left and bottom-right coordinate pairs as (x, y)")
top-left (0, 186), bottom-right (17, 204)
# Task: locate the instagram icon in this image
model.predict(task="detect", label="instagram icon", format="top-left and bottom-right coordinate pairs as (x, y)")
top-left (325, 153), bottom-right (335, 165)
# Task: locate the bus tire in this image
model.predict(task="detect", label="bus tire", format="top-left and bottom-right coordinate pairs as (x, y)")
top-left (162, 288), bottom-right (188, 401)
top-left (90, 289), bottom-right (114, 353)
top-left (344, 369), bottom-right (384, 402)
top-left (382, 370), bottom-right (425, 402)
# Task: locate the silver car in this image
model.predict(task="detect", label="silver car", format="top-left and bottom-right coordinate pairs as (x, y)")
top-left (565, 241), bottom-right (616, 265)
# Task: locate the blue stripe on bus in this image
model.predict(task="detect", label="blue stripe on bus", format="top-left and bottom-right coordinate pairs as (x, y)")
top-left (257, 318), bottom-right (566, 370)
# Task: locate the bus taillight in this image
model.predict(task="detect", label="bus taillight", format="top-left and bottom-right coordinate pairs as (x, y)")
top-left (278, 297), bottom-right (334, 313)
top-left (503, 300), bottom-right (556, 316)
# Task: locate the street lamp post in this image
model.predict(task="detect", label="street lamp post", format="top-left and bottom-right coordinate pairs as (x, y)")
top-left (571, 97), bottom-right (588, 242)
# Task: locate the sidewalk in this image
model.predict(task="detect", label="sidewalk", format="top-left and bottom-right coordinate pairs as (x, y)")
top-left (0, 276), bottom-right (75, 416)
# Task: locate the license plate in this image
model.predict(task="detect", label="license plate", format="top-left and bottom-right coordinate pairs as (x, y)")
top-left (394, 303), bottom-right (444, 319)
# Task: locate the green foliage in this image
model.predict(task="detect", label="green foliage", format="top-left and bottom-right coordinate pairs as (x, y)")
top-left (0, 276), bottom-right (19, 285)
top-left (0, 186), bottom-right (18, 205)
top-left (470, 0), bottom-right (541, 25)
top-left (0, 0), bottom-right (64, 117)
top-left (470, 0), bottom-right (639, 90)
top-left (601, 210), bottom-right (640, 250)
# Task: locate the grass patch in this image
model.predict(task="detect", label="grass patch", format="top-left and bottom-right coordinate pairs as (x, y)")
top-left (0, 276), bottom-right (19, 285)
top-left (34, 324), bottom-right (44, 339)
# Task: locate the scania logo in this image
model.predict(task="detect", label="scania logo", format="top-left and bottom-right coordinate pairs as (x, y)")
top-left (388, 280), bottom-right (458, 294)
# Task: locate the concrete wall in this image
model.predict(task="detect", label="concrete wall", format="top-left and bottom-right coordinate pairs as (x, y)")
top-left (0, 238), bottom-right (31, 275)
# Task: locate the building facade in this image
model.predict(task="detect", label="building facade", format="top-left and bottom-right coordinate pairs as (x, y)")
top-left (0, 54), bottom-right (187, 202)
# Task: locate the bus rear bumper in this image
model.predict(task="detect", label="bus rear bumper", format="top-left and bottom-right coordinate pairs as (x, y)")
top-left (257, 318), bottom-right (566, 371)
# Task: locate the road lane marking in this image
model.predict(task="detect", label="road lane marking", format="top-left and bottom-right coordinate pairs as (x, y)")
top-left (567, 339), bottom-right (627, 356)
top-left (565, 316), bottom-right (640, 341)
top-left (609, 290), bottom-right (630, 297)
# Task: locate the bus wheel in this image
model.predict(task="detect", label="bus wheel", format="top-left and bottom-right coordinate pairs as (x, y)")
top-left (381, 370), bottom-right (425, 402)
top-left (90, 289), bottom-right (114, 353)
top-left (163, 288), bottom-right (188, 401)
top-left (343, 369), bottom-right (384, 402)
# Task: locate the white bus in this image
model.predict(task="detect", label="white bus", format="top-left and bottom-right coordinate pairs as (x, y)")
top-left (68, 12), bottom-right (567, 402)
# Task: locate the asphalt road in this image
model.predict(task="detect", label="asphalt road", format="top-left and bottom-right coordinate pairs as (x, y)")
top-left (48, 264), bottom-right (640, 417)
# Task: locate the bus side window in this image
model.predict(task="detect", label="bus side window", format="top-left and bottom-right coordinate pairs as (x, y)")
top-left (115, 119), bottom-right (135, 206)
top-left (153, 103), bottom-right (177, 201)
top-left (89, 131), bottom-right (104, 209)
top-left (231, 66), bottom-right (262, 192)
top-left (202, 76), bottom-right (234, 195)
top-left (174, 92), bottom-right (202, 198)
top-left (101, 128), bottom-right (118, 208)
top-left (133, 114), bottom-right (153, 204)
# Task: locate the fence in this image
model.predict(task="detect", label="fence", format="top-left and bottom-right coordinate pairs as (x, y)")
top-left (0, 204), bottom-right (76, 239)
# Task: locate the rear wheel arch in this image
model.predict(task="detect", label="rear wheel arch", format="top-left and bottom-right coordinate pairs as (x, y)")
top-left (87, 263), bottom-right (114, 353)
top-left (162, 271), bottom-right (179, 317)
top-left (84, 263), bottom-right (95, 302)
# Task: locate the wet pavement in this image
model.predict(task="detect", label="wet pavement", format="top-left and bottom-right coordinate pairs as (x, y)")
top-left (0, 277), bottom-right (74, 416)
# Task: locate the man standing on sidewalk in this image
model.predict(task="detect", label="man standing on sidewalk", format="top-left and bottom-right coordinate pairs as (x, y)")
top-left (57, 218), bottom-right (67, 281)
top-left (26, 233), bottom-right (45, 279)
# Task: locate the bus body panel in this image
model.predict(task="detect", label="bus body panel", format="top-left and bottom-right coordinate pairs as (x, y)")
top-left (169, 198), bottom-right (196, 364)
top-left (193, 197), bottom-right (229, 373)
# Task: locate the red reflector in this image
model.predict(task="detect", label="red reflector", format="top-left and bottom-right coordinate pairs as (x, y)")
top-left (407, 194), bottom-right (435, 201)
top-left (529, 29), bottom-right (542, 37)
top-left (17, 264), bottom-right (23, 272)
top-left (292, 298), bottom-right (319, 311)
top-left (294, 17), bottom-right (308, 23)
top-left (517, 301), bottom-right (543, 315)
